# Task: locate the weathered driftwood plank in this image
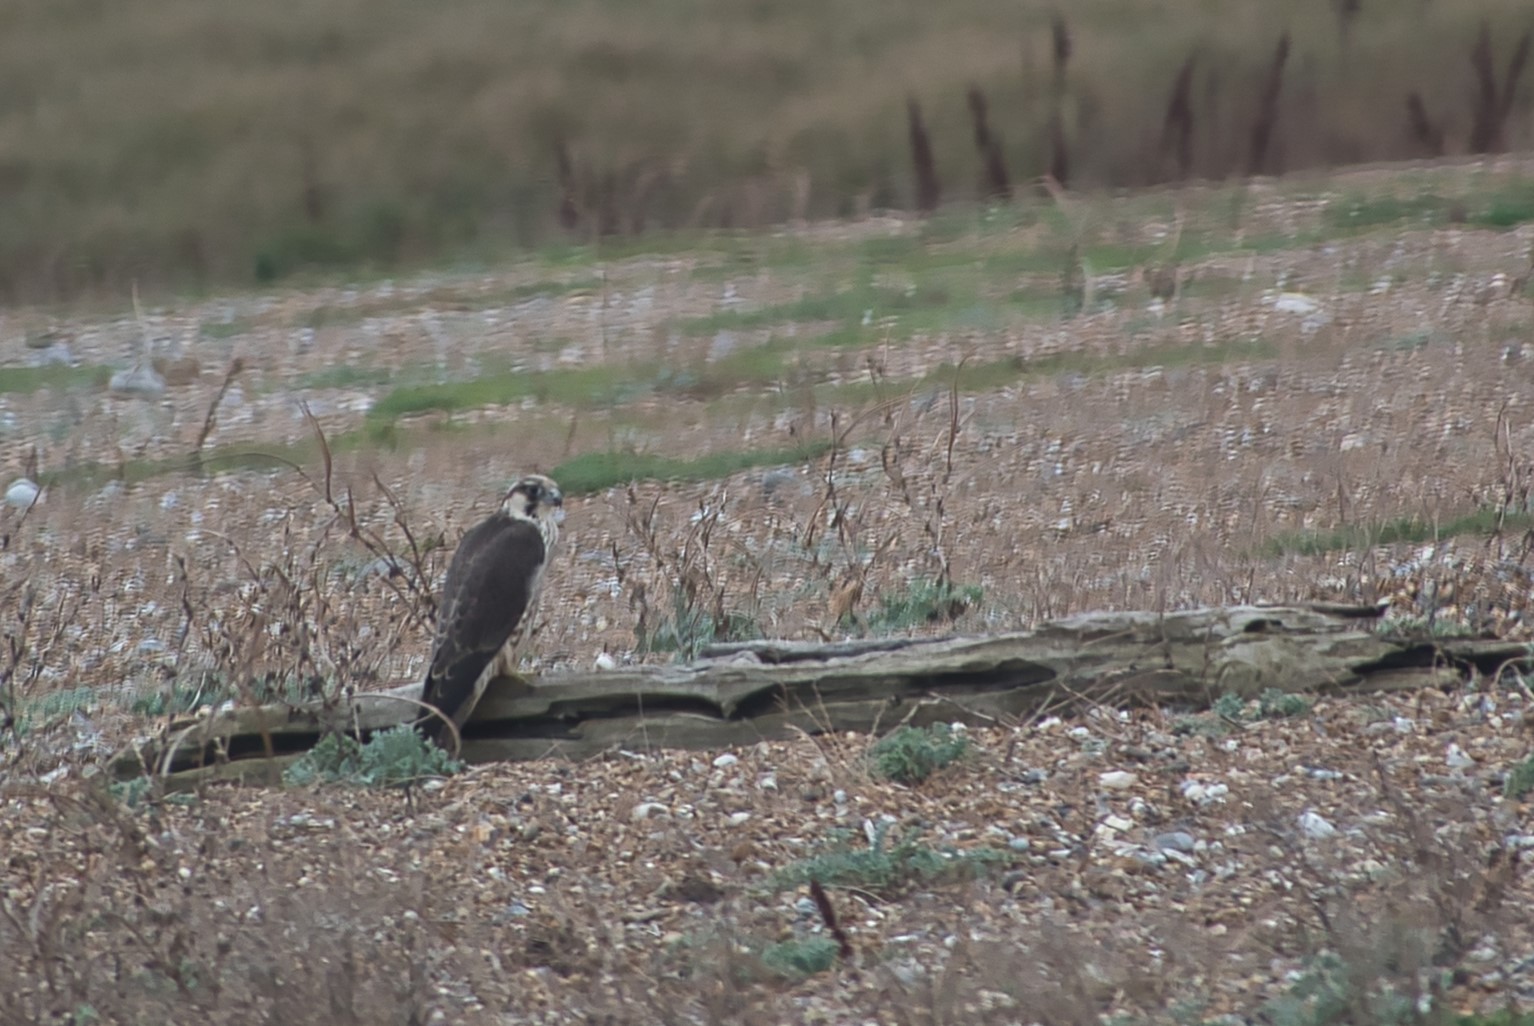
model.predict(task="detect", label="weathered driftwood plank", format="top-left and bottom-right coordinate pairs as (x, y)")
top-left (110, 603), bottom-right (1530, 790)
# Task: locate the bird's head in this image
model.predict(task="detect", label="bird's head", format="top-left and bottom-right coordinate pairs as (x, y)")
top-left (501, 473), bottom-right (565, 526)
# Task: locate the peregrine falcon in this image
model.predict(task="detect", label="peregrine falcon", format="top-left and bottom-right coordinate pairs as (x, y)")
top-left (418, 474), bottom-right (563, 750)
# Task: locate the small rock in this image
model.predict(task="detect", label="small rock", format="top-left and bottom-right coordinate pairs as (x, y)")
top-left (4, 478), bottom-right (40, 509)
top-left (1298, 810), bottom-right (1337, 840)
top-left (1128, 850), bottom-right (1168, 869)
top-left (759, 468), bottom-right (800, 499)
top-left (630, 802), bottom-right (669, 821)
top-left (593, 652), bottom-right (618, 671)
top-left (284, 813), bottom-right (335, 831)
top-left (1445, 743), bottom-right (1476, 771)
top-left (727, 811), bottom-right (751, 826)
top-left (1180, 780), bottom-right (1229, 806)
top-left (1018, 768), bottom-right (1049, 785)
top-left (1008, 837), bottom-right (1031, 852)
top-left (800, 786), bottom-right (824, 803)
top-left (712, 754), bottom-right (738, 769)
top-left (833, 789), bottom-right (848, 805)
top-left (1153, 831), bottom-right (1197, 853)
top-left (44, 342), bottom-right (77, 367)
top-left (1273, 292), bottom-right (1320, 315)
top-left (756, 773), bottom-right (778, 791)
top-left (152, 355), bottom-right (202, 386)
top-left (109, 363), bottom-right (167, 397)
top-left (1099, 770), bottom-right (1138, 790)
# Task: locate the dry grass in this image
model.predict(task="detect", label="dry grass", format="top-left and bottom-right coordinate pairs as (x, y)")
top-left (9, 153), bottom-right (1534, 1021)
top-left (4, 0), bottom-right (1534, 299)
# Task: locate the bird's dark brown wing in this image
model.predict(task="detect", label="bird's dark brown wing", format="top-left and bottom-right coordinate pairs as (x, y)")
top-left (418, 513), bottom-right (547, 745)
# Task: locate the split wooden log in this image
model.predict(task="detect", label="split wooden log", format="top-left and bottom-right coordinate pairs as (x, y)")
top-left (110, 602), bottom-right (1530, 790)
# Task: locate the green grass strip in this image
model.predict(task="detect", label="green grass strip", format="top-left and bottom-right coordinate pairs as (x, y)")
top-left (0, 364), bottom-right (112, 395)
top-left (368, 363), bottom-right (657, 421)
top-left (551, 441), bottom-right (832, 494)
top-left (1262, 508), bottom-right (1534, 557)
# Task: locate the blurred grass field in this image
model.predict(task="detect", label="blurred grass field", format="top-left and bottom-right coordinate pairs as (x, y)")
top-left (2, 0), bottom-right (1533, 302)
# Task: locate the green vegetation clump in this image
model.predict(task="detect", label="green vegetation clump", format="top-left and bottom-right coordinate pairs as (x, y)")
top-left (1504, 755), bottom-right (1534, 801)
top-left (759, 937), bottom-right (840, 979)
top-left (772, 821), bottom-right (1006, 897)
top-left (868, 723), bottom-right (970, 785)
top-left (865, 580), bottom-right (983, 633)
top-left (1248, 951), bottom-right (1524, 1026)
top-left (1212, 692), bottom-right (1248, 721)
top-left (1255, 688), bottom-right (1313, 720)
top-left (1207, 688), bottom-right (1315, 722)
top-left (637, 593), bottom-right (761, 663)
top-left (283, 725), bottom-right (461, 789)
top-left (1176, 688), bottom-right (1313, 736)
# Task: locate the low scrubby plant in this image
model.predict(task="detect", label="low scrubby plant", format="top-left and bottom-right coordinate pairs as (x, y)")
top-left (865, 581), bottom-right (983, 634)
top-left (760, 936), bottom-right (840, 979)
top-left (1255, 687), bottom-right (1313, 719)
top-left (1504, 755), bottom-right (1534, 800)
top-left (772, 821), bottom-right (1006, 897)
top-left (283, 724), bottom-right (461, 788)
top-left (868, 723), bottom-right (970, 784)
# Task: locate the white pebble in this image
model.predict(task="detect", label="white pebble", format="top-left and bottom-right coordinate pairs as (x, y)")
top-left (1153, 831), bottom-right (1197, 853)
top-left (593, 652), bottom-right (618, 671)
top-left (1445, 743), bottom-right (1476, 771)
top-left (712, 753), bottom-right (738, 769)
top-left (4, 478), bottom-right (39, 509)
top-left (1181, 780), bottom-right (1230, 806)
top-left (109, 364), bottom-right (167, 396)
top-left (1298, 810), bottom-right (1337, 839)
top-left (727, 812), bottom-right (751, 826)
top-left (1273, 292), bottom-right (1320, 315)
top-left (630, 802), bottom-right (669, 821)
top-left (1099, 770), bottom-right (1138, 790)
